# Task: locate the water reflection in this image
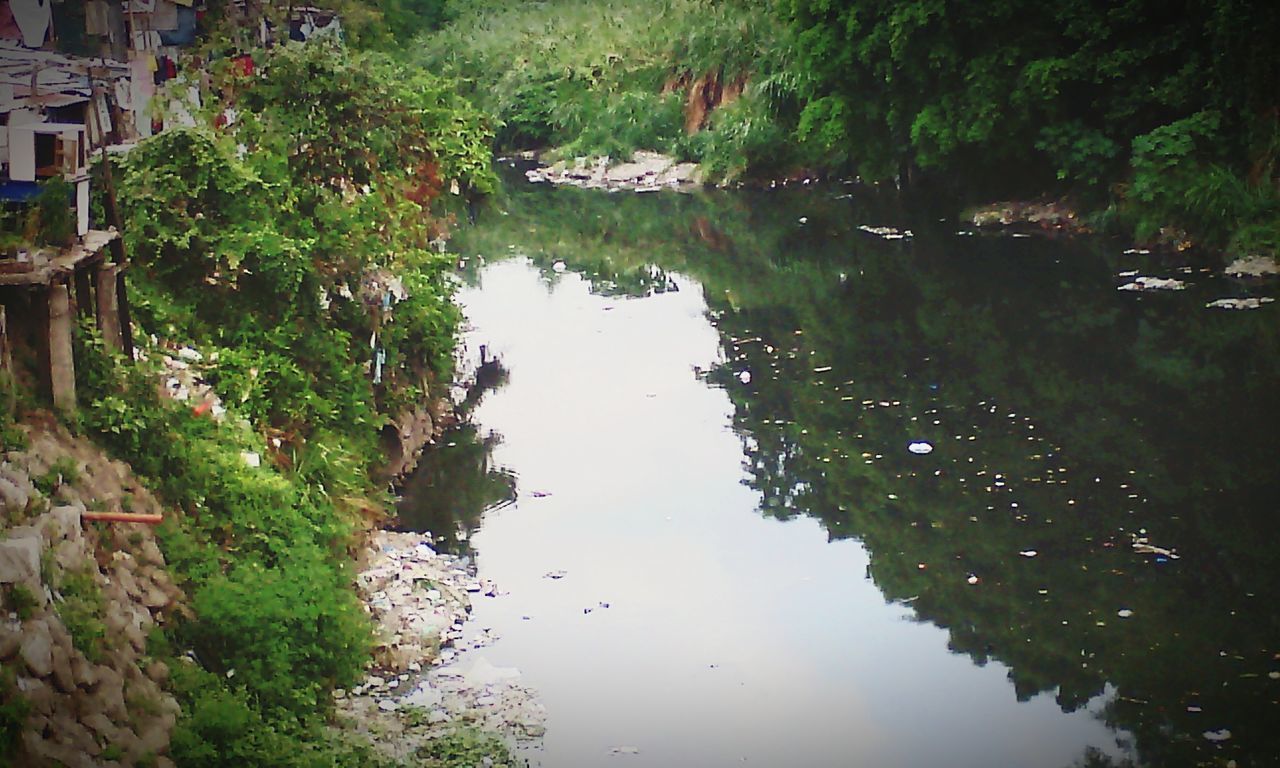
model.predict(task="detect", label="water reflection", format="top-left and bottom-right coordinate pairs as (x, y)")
top-left (436, 170), bottom-right (1279, 767)
top-left (395, 422), bottom-right (516, 555)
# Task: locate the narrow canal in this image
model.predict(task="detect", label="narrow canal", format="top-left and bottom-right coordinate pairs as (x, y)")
top-left (398, 171), bottom-right (1279, 767)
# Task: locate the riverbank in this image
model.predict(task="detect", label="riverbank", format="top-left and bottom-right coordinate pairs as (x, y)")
top-left (334, 530), bottom-right (545, 762)
top-left (420, 0), bottom-right (1277, 260)
top-left (4, 28), bottom-right (505, 768)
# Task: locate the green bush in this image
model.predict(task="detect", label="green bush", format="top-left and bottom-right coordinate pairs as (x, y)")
top-left (184, 559), bottom-right (369, 721)
top-left (416, 728), bottom-right (516, 767)
top-left (0, 664), bottom-right (30, 768)
top-left (1, 584), bottom-right (38, 621)
top-left (55, 569), bottom-right (106, 663)
top-left (32, 177), bottom-right (76, 246)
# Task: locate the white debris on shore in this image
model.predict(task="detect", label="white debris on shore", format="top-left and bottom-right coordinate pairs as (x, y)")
top-left (1117, 276), bottom-right (1186, 292)
top-left (1205, 297), bottom-right (1275, 310)
top-left (1225, 255), bottom-right (1279, 278)
top-left (336, 531), bottom-right (545, 761)
top-left (857, 224), bottom-right (914, 240)
top-left (528, 150), bottom-right (702, 192)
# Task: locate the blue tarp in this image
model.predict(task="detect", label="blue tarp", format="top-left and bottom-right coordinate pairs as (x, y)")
top-left (0, 181), bottom-right (42, 202)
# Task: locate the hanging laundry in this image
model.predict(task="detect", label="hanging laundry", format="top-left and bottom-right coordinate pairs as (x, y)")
top-left (11, 0), bottom-right (51, 48)
top-left (130, 53), bottom-right (156, 138)
top-left (0, 4), bottom-right (20, 41)
top-left (157, 4), bottom-right (195, 46)
top-left (85, 0), bottom-right (110, 36)
top-left (151, 0), bottom-right (180, 32)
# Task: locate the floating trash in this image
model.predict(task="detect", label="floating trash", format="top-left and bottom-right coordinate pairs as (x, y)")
top-left (1118, 276), bottom-right (1186, 291)
top-left (1019, 550), bottom-right (1038, 558)
top-left (1117, 608), bottom-right (1134, 618)
top-left (1225, 255), bottom-right (1279, 277)
top-left (858, 224), bottom-right (914, 240)
top-left (798, 216), bottom-right (809, 224)
top-left (1205, 297), bottom-right (1275, 310)
top-left (543, 570), bottom-right (567, 580)
top-left (738, 370), bottom-right (752, 384)
top-left (1202, 729), bottom-right (1232, 742)
top-left (610, 746), bottom-right (641, 755)
top-left (966, 574), bottom-right (980, 585)
top-left (908, 441), bottom-right (934, 455)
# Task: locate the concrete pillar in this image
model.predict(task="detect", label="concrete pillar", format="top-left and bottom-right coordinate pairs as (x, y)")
top-left (47, 280), bottom-right (76, 412)
top-left (95, 263), bottom-right (123, 352)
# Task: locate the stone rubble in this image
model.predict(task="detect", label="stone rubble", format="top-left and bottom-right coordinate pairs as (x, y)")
top-left (527, 150), bottom-right (702, 192)
top-left (1, 423), bottom-right (184, 768)
top-left (335, 530), bottom-right (545, 762)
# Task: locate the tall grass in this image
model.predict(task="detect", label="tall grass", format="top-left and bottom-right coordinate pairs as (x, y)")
top-left (415, 0), bottom-right (806, 178)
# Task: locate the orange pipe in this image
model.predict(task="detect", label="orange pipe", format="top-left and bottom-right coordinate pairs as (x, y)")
top-left (81, 512), bottom-right (163, 525)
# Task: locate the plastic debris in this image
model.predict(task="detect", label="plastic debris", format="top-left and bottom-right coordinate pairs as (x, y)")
top-left (543, 570), bottom-right (567, 580)
top-left (610, 746), bottom-right (641, 755)
top-left (738, 370), bottom-right (751, 384)
top-left (1117, 609), bottom-right (1134, 618)
top-left (858, 225), bottom-right (913, 240)
top-left (908, 441), bottom-right (934, 455)
top-left (966, 574), bottom-right (980, 585)
top-left (1202, 729), bottom-right (1232, 742)
top-left (552, 261), bottom-right (567, 273)
top-left (1118, 276), bottom-right (1186, 291)
top-left (1225, 255), bottom-right (1279, 277)
top-left (1205, 297), bottom-right (1274, 310)
top-left (1019, 550), bottom-right (1038, 558)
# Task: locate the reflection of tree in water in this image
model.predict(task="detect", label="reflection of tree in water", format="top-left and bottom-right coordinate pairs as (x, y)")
top-left (457, 170), bottom-right (1280, 767)
top-left (396, 350), bottom-right (515, 554)
top-left (394, 423), bottom-right (516, 555)
top-left (457, 344), bottom-right (510, 418)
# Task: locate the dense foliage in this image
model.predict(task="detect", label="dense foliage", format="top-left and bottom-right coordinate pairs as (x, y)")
top-left (421, 0), bottom-right (1276, 252)
top-left (784, 0), bottom-right (1279, 252)
top-left (70, 34), bottom-right (495, 768)
top-left (416, 0), bottom-right (810, 179)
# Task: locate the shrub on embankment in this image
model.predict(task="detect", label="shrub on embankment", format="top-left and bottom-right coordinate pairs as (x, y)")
top-left (64, 39), bottom-right (495, 766)
top-left (416, 0), bottom-right (814, 179)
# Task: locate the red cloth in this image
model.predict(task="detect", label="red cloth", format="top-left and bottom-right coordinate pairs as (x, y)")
top-left (0, 4), bottom-right (21, 41)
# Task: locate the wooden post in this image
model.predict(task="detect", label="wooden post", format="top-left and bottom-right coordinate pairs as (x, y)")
top-left (0, 305), bottom-right (10, 375)
top-left (96, 263), bottom-right (123, 351)
top-left (47, 280), bottom-right (77, 412)
top-left (75, 265), bottom-right (94, 318)
top-left (117, 267), bottom-right (134, 360)
top-left (35, 287), bottom-right (52, 399)
top-left (89, 90), bottom-right (134, 359)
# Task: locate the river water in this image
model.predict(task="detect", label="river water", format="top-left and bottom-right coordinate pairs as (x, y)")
top-left (398, 171), bottom-right (1279, 767)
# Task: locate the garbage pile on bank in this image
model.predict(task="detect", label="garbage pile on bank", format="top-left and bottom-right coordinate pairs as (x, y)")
top-left (336, 531), bottom-right (545, 761)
